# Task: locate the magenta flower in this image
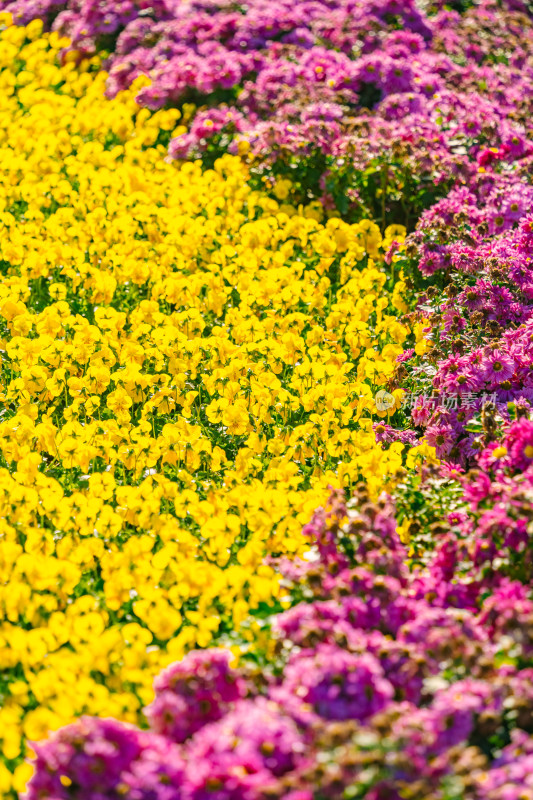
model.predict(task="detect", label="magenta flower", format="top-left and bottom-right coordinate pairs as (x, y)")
top-left (424, 424), bottom-right (455, 456)
top-left (482, 350), bottom-right (516, 386)
top-left (145, 649), bottom-right (247, 743)
top-left (26, 718), bottom-right (184, 800)
top-left (271, 644), bottom-right (394, 722)
top-left (184, 699), bottom-right (306, 799)
top-left (503, 418), bottom-right (533, 473)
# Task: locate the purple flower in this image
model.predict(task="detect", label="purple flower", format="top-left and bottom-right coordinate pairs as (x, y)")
top-left (424, 424), bottom-right (455, 457)
top-left (475, 729), bottom-right (533, 798)
top-left (502, 418), bottom-right (533, 473)
top-left (482, 350), bottom-right (516, 386)
top-left (145, 649), bottom-right (247, 743)
top-left (271, 645), bottom-right (394, 722)
top-left (184, 699), bottom-right (306, 799)
top-left (26, 717), bottom-right (184, 800)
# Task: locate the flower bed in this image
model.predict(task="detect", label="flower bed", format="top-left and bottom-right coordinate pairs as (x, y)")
top-left (0, 2), bottom-right (533, 798)
top-left (0, 17), bottom-right (428, 796)
top-left (2, 0), bottom-right (532, 224)
top-left (24, 461), bottom-right (533, 799)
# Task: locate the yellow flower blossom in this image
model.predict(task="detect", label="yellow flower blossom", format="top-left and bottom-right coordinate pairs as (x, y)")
top-left (0, 17), bottom-right (416, 792)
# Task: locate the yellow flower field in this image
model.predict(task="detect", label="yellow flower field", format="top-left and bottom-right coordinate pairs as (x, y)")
top-left (0, 17), bottom-right (430, 793)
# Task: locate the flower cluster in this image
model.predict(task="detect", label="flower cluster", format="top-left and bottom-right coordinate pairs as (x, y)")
top-left (2, 1), bottom-right (533, 223)
top-left (2, 2), bottom-right (533, 798)
top-left (0, 17), bottom-right (426, 795)
top-left (26, 476), bottom-right (533, 799)
top-left (393, 159), bottom-right (533, 464)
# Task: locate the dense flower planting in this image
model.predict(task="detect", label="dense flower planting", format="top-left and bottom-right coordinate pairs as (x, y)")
top-left (0, 1), bottom-right (533, 799)
top-left (0, 15), bottom-right (433, 796)
top-left (2, 0), bottom-right (533, 223)
top-left (396, 173), bottom-right (533, 465)
top-left (23, 467), bottom-right (533, 799)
